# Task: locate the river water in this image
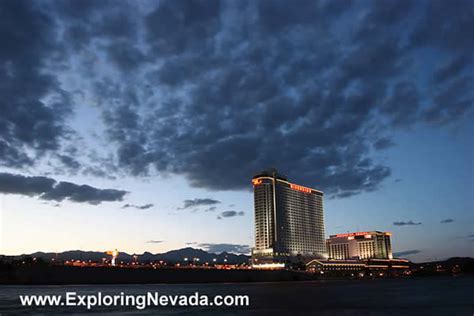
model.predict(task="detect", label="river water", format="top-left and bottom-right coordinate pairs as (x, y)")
top-left (0, 277), bottom-right (472, 315)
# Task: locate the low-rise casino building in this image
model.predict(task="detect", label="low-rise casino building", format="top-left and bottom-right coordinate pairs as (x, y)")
top-left (327, 231), bottom-right (393, 260)
top-left (306, 257), bottom-right (411, 276)
top-left (306, 231), bottom-right (410, 276)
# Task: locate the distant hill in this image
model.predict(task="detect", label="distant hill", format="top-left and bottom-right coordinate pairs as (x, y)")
top-left (8, 247), bottom-right (250, 264)
top-left (417, 257), bottom-right (474, 266)
top-left (412, 257), bottom-right (474, 275)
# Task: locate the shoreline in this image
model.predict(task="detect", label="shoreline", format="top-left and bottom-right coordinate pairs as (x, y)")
top-left (1, 265), bottom-right (319, 285)
top-left (2, 265), bottom-right (465, 285)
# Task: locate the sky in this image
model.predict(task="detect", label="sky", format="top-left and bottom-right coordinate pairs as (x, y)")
top-left (0, 0), bottom-right (473, 262)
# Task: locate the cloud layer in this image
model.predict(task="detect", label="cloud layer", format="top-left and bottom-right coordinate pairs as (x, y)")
top-left (0, 0), bottom-right (472, 198)
top-left (146, 240), bottom-right (164, 244)
top-left (0, 172), bottom-right (127, 204)
top-left (393, 220), bottom-right (422, 226)
top-left (122, 203), bottom-right (154, 210)
top-left (440, 218), bottom-right (454, 224)
top-left (218, 211), bottom-right (245, 219)
top-left (394, 249), bottom-right (421, 257)
top-left (178, 198), bottom-right (221, 210)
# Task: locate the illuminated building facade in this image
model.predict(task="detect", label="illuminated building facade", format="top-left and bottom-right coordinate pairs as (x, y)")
top-left (306, 258), bottom-right (410, 275)
top-left (252, 169), bottom-right (327, 264)
top-left (327, 231), bottom-right (393, 260)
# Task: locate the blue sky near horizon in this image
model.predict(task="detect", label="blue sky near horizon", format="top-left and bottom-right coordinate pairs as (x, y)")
top-left (0, 0), bottom-right (473, 262)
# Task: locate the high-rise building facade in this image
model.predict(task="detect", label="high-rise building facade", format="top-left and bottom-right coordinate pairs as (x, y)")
top-left (252, 169), bottom-right (327, 264)
top-left (327, 231), bottom-right (393, 260)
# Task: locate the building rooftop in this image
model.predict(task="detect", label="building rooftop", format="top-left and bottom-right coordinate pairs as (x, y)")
top-left (252, 168), bottom-right (288, 181)
top-left (329, 231), bottom-right (391, 238)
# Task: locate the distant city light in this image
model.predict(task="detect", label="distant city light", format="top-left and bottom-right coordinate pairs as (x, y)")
top-left (252, 263), bottom-right (285, 270)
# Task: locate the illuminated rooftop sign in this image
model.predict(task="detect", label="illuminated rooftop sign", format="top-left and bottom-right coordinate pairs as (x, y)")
top-left (289, 183), bottom-right (312, 193)
top-left (335, 232), bottom-right (371, 238)
top-left (252, 178), bottom-right (262, 186)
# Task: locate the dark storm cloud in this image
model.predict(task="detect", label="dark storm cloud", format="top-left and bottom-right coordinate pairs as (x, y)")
top-left (440, 218), bottom-right (454, 224)
top-left (393, 220), bottom-right (422, 226)
top-left (197, 243), bottom-right (250, 254)
top-left (0, 173), bottom-right (55, 196)
top-left (106, 42), bottom-right (148, 72)
top-left (433, 54), bottom-right (469, 83)
top-left (53, 0), bottom-right (139, 50)
top-left (380, 82), bottom-right (421, 127)
top-left (0, 0), bottom-right (72, 169)
top-left (424, 76), bottom-right (474, 125)
top-left (57, 154), bottom-right (81, 170)
top-left (96, 0), bottom-right (472, 197)
top-left (409, 0), bottom-right (474, 52)
top-left (145, 0), bottom-right (221, 56)
top-left (1, 0), bottom-right (472, 199)
top-left (82, 166), bottom-right (117, 180)
top-left (394, 250), bottom-right (421, 257)
top-left (40, 182), bottom-right (126, 204)
top-left (178, 198), bottom-right (221, 210)
top-left (122, 203), bottom-right (154, 210)
top-left (53, 0), bottom-right (111, 19)
top-left (0, 172), bottom-right (127, 204)
top-left (373, 137), bottom-right (395, 150)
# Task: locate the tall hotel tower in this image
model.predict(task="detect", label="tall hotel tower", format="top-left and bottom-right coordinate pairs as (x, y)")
top-left (252, 169), bottom-right (327, 264)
